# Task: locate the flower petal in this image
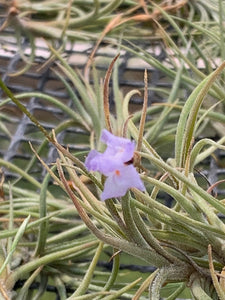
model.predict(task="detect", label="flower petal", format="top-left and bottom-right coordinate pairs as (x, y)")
top-left (101, 165), bottom-right (145, 201)
top-left (101, 129), bottom-right (135, 162)
top-left (84, 150), bottom-right (101, 171)
top-left (85, 149), bottom-right (123, 175)
top-left (85, 130), bottom-right (136, 174)
top-left (85, 130), bottom-right (145, 201)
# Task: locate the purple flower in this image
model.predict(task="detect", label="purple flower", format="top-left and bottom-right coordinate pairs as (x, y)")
top-left (85, 129), bottom-right (145, 200)
top-left (101, 129), bottom-right (135, 164)
top-left (101, 164), bottom-right (145, 201)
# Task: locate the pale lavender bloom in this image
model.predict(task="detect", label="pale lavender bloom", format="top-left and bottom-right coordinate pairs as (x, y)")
top-left (85, 129), bottom-right (135, 174)
top-left (85, 129), bottom-right (145, 200)
top-left (101, 129), bottom-right (135, 165)
top-left (101, 164), bottom-right (145, 201)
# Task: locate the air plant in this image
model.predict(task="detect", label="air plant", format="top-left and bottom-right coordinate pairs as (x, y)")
top-left (0, 0), bottom-right (188, 39)
top-left (55, 61), bottom-right (225, 299)
top-left (2, 48), bottom-right (225, 299)
top-left (0, 0), bottom-right (189, 75)
top-left (1, 2), bottom-right (225, 298)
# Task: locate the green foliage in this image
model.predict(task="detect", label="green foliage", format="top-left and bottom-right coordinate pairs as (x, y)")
top-left (1, 0), bottom-right (225, 299)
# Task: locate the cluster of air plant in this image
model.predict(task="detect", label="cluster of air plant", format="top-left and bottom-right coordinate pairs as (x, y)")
top-left (0, 0), bottom-right (188, 40)
top-left (0, 0), bottom-right (188, 76)
top-left (1, 47), bottom-right (225, 298)
top-left (1, 1), bottom-right (225, 299)
top-left (54, 61), bottom-right (225, 299)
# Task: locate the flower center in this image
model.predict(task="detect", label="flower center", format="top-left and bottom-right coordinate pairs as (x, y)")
top-left (115, 170), bottom-right (120, 176)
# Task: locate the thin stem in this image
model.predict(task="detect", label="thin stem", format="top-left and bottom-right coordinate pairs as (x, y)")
top-left (136, 69), bottom-right (148, 152)
top-left (103, 54), bottom-right (120, 132)
top-left (0, 78), bottom-right (52, 141)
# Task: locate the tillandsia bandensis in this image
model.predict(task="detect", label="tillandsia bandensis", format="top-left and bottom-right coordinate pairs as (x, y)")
top-left (48, 57), bottom-right (225, 299)
top-left (54, 59), bottom-right (225, 299)
top-left (2, 43), bottom-right (225, 298)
